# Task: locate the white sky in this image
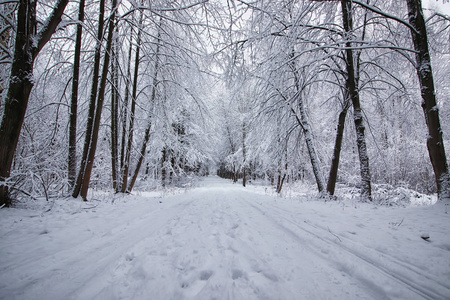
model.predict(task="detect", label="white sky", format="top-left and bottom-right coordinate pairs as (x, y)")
top-left (423, 0), bottom-right (450, 15)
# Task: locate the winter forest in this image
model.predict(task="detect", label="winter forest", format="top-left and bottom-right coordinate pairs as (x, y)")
top-left (1, 0), bottom-right (450, 299)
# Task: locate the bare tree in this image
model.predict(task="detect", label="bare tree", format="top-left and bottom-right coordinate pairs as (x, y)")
top-left (68, 0), bottom-right (86, 189)
top-left (79, 0), bottom-right (118, 200)
top-left (72, 0), bottom-right (107, 198)
top-left (405, 0), bottom-right (449, 200)
top-left (290, 60), bottom-right (326, 194)
top-left (341, 0), bottom-right (372, 201)
top-left (110, 11), bottom-right (120, 192)
top-left (121, 9), bottom-right (144, 193)
top-left (0, 0), bottom-right (69, 207)
top-left (127, 29), bottom-right (162, 193)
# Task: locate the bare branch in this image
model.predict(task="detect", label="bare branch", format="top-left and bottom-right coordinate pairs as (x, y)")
top-left (352, 0), bottom-right (419, 35)
top-left (35, 0), bottom-right (70, 57)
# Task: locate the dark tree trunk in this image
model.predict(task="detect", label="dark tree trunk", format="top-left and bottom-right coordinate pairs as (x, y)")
top-left (341, 0), bottom-right (372, 201)
top-left (127, 30), bottom-right (161, 192)
top-left (68, 0), bottom-right (85, 189)
top-left (72, 0), bottom-right (106, 198)
top-left (162, 148), bottom-right (167, 187)
top-left (405, 0), bottom-right (450, 200)
top-left (327, 1), bottom-right (368, 198)
top-left (80, 0), bottom-right (117, 200)
top-left (276, 172), bottom-right (287, 194)
top-left (0, 0), bottom-right (69, 207)
top-left (327, 101), bottom-right (349, 195)
top-left (122, 11), bottom-right (143, 193)
top-left (242, 122), bottom-right (247, 187)
top-left (120, 41), bottom-right (133, 187)
top-left (128, 124), bottom-right (151, 192)
top-left (276, 147), bottom-right (288, 194)
top-left (110, 20), bottom-right (119, 192)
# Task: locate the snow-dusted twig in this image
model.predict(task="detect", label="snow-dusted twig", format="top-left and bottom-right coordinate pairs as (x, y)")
top-left (389, 217), bottom-right (405, 227)
top-left (82, 203), bottom-right (99, 210)
top-left (352, 0), bottom-right (419, 34)
top-left (328, 226), bottom-right (342, 242)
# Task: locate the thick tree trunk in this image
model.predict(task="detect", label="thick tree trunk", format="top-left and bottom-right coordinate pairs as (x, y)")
top-left (327, 101), bottom-right (349, 195)
top-left (72, 0), bottom-right (106, 198)
top-left (68, 0), bottom-right (85, 189)
top-left (79, 0), bottom-right (117, 200)
top-left (0, 0), bottom-right (69, 206)
top-left (405, 0), bottom-right (450, 200)
top-left (341, 0), bottom-right (372, 201)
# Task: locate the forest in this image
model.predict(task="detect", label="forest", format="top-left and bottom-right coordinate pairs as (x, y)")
top-left (0, 0), bottom-right (449, 207)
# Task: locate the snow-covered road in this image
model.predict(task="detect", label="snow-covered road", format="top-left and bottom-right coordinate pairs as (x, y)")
top-left (1, 177), bottom-right (449, 299)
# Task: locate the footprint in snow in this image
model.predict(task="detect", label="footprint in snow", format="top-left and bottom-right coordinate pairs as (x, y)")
top-left (232, 269), bottom-right (246, 280)
top-left (199, 270), bottom-right (213, 281)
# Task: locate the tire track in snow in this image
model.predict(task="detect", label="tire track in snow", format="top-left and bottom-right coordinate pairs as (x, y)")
top-left (243, 198), bottom-right (449, 300)
top-left (0, 197), bottom-right (197, 300)
top-left (260, 200), bottom-right (448, 289)
top-left (185, 188), bottom-right (379, 300)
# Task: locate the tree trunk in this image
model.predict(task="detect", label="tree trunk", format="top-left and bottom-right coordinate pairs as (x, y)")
top-left (341, 0), bottom-right (372, 201)
top-left (289, 67), bottom-right (326, 193)
top-left (110, 17), bottom-right (119, 192)
top-left (0, 0), bottom-right (69, 207)
top-left (276, 144), bottom-right (288, 194)
top-left (121, 10), bottom-right (143, 193)
top-left (327, 100), bottom-right (349, 195)
top-left (162, 148), bottom-right (167, 187)
top-left (128, 124), bottom-right (151, 192)
top-left (405, 0), bottom-right (450, 200)
top-left (297, 97), bottom-right (326, 193)
top-left (0, 4), bottom-right (15, 103)
top-left (127, 30), bottom-right (161, 192)
top-left (289, 46), bottom-right (326, 194)
top-left (242, 121), bottom-right (247, 187)
top-left (119, 41), bottom-right (133, 188)
top-left (276, 170), bottom-right (287, 194)
top-left (79, 0), bottom-right (117, 200)
top-left (68, 0), bottom-right (85, 189)
top-left (72, 0), bottom-right (106, 198)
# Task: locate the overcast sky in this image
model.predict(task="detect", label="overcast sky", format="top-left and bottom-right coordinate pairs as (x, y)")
top-left (423, 0), bottom-right (450, 15)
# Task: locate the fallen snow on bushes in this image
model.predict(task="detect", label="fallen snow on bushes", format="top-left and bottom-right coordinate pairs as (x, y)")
top-left (0, 177), bottom-right (449, 300)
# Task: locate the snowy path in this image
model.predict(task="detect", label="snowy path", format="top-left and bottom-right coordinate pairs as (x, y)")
top-left (1, 177), bottom-right (449, 299)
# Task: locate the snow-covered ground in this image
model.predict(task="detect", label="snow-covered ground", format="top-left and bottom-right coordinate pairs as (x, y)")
top-left (0, 177), bottom-right (449, 300)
